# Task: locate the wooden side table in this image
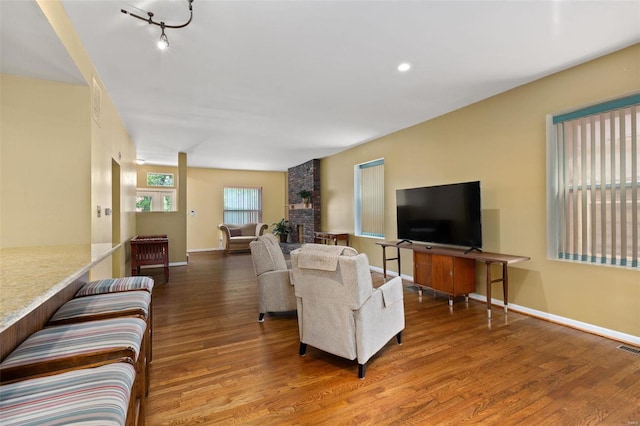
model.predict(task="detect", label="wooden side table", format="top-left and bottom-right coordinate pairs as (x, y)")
top-left (131, 235), bottom-right (169, 283)
top-left (313, 232), bottom-right (349, 246)
top-left (376, 241), bottom-right (529, 318)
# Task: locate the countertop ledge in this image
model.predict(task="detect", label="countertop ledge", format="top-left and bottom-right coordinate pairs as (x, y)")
top-left (0, 243), bottom-right (121, 332)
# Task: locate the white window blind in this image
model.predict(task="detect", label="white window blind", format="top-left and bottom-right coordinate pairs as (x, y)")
top-left (355, 159), bottom-right (384, 238)
top-left (223, 187), bottom-right (262, 224)
top-left (550, 94), bottom-right (639, 268)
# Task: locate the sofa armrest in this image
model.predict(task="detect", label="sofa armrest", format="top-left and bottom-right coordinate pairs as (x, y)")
top-left (256, 223), bottom-right (268, 236)
top-left (218, 224), bottom-right (231, 237)
top-left (218, 224), bottom-right (234, 251)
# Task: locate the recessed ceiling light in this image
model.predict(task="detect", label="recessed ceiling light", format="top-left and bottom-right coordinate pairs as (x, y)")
top-left (397, 62), bottom-right (412, 72)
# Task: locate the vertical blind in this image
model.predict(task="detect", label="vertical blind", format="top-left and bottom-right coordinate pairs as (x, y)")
top-left (357, 159), bottom-right (385, 238)
top-left (223, 187), bottom-right (262, 224)
top-left (553, 95), bottom-right (639, 267)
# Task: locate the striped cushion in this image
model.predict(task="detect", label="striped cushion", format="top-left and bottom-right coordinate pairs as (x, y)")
top-left (0, 362), bottom-right (135, 425)
top-left (0, 318), bottom-right (146, 369)
top-left (76, 276), bottom-right (154, 297)
top-left (50, 291), bottom-right (151, 323)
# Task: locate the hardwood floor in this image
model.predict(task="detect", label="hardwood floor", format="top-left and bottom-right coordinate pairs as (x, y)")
top-left (145, 251), bottom-right (640, 425)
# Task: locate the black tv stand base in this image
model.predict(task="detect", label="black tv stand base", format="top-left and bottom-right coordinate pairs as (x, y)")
top-left (396, 239), bottom-right (412, 246)
top-left (464, 246), bottom-right (482, 254)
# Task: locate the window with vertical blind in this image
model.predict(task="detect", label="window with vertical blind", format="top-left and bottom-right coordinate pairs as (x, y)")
top-left (355, 159), bottom-right (384, 238)
top-left (223, 187), bottom-right (262, 224)
top-left (548, 94), bottom-right (639, 268)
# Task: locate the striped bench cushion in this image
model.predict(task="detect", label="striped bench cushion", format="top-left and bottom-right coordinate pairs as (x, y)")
top-left (0, 318), bottom-right (146, 369)
top-left (0, 362), bottom-right (135, 425)
top-left (50, 291), bottom-right (151, 323)
top-left (76, 276), bottom-right (154, 297)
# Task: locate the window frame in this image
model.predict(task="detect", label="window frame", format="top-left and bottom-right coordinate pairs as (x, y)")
top-left (354, 158), bottom-right (385, 239)
top-left (136, 188), bottom-right (176, 212)
top-left (223, 186), bottom-right (263, 224)
top-left (146, 172), bottom-right (174, 187)
top-left (547, 94), bottom-right (639, 268)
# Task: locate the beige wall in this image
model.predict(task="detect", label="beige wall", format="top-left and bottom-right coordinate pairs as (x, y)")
top-left (322, 44), bottom-right (640, 338)
top-left (134, 163), bottom-right (181, 263)
top-left (136, 153), bottom-right (188, 264)
top-left (187, 167), bottom-right (287, 250)
top-left (0, 75), bottom-right (91, 248)
top-left (1, 0), bottom-right (138, 278)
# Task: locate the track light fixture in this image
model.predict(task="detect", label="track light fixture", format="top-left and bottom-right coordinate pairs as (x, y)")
top-left (157, 23), bottom-right (169, 50)
top-left (121, 0), bottom-right (194, 50)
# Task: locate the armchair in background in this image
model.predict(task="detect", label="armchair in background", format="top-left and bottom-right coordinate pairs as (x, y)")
top-left (290, 244), bottom-right (405, 378)
top-left (249, 234), bottom-right (297, 322)
top-left (219, 223), bottom-right (267, 254)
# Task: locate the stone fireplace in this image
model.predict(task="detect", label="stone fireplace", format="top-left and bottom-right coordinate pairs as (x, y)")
top-left (288, 159), bottom-right (320, 244)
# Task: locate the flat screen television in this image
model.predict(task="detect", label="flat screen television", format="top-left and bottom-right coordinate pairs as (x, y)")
top-left (396, 181), bottom-right (482, 250)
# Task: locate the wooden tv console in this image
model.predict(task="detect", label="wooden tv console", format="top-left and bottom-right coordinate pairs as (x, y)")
top-left (376, 241), bottom-right (530, 318)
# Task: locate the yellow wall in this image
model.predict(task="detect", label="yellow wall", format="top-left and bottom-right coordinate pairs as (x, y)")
top-left (322, 44), bottom-right (640, 337)
top-left (136, 153), bottom-right (188, 264)
top-left (0, 75), bottom-right (91, 247)
top-left (0, 1), bottom-right (138, 278)
top-left (187, 167), bottom-right (287, 250)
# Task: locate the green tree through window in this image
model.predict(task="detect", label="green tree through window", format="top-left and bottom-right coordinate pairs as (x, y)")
top-left (147, 173), bottom-right (174, 187)
top-left (136, 196), bottom-right (152, 212)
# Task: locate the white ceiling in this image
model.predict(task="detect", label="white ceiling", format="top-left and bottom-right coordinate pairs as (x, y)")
top-left (0, 1), bottom-right (84, 85)
top-left (2, 1), bottom-right (640, 171)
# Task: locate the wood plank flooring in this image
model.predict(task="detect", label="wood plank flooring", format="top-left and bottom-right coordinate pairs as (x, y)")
top-left (145, 251), bottom-right (640, 425)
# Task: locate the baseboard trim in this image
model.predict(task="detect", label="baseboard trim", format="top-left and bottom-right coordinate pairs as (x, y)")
top-left (468, 293), bottom-right (640, 347)
top-left (188, 248), bottom-right (224, 253)
top-left (370, 266), bottom-right (640, 347)
top-left (369, 266), bottom-right (414, 283)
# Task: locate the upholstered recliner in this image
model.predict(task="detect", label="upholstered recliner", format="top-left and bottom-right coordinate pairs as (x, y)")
top-left (249, 234), bottom-right (297, 322)
top-left (290, 244), bottom-right (405, 378)
top-left (219, 223), bottom-right (268, 254)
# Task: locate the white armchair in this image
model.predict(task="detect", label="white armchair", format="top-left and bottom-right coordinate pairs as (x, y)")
top-left (249, 234), bottom-right (297, 322)
top-left (219, 223), bottom-right (268, 254)
top-left (290, 244), bottom-right (405, 378)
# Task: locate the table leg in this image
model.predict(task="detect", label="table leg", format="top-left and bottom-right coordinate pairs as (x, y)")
top-left (503, 263), bottom-right (508, 313)
top-left (486, 261), bottom-right (492, 319)
top-left (382, 247), bottom-right (388, 279)
top-left (381, 244), bottom-right (401, 281)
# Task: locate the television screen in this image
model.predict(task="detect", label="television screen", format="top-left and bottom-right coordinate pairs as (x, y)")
top-left (396, 181), bottom-right (482, 249)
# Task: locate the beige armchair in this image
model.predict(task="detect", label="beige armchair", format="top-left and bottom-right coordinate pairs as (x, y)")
top-left (290, 244), bottom-right (405, 378)
top-left (219, 223), bottom-right (267, 254)
top-left (249, 234), bottom-right (297, 322)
